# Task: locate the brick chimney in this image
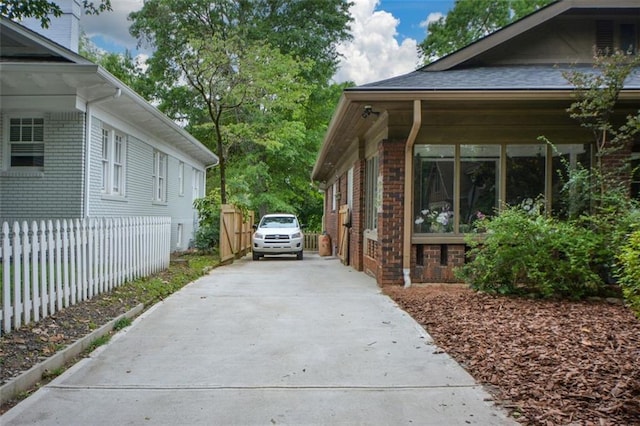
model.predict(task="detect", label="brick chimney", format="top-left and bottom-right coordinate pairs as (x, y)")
top-left (22, 0), bottom-right (81, 53)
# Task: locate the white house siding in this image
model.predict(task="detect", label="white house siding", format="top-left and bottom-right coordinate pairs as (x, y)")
top-left (87, 115), bottom-right (207, 251)
top-left (0, 112), bottom-right (85, 219)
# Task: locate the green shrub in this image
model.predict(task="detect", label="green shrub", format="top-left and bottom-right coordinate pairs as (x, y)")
top-left (616, 230), bottom-right (640, 317)
top-left (193, 191), bottom-right (221, 252)
top-left (193, 224), bottom-right (219, 252)
top-left (456, 205), bottom-right (604, 298)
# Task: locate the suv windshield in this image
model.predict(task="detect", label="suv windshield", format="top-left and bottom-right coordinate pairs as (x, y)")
top-left (260, 216), bottom-right (298, 228)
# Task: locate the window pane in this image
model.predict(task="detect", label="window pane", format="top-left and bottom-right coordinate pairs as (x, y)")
top-left (414, 145), bottom-right (455, 233)
top-left (460, 145), bottom-right (499, 231)
top-left (551, 144), bottom-right (591, 217)
top-left (506, 144), bottom-right (546, 209)
top-left (364, 155), bottom-right (379, 230)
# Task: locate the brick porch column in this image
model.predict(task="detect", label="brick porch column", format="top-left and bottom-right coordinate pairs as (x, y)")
top-left (377, 139), bottom-right (405, 286)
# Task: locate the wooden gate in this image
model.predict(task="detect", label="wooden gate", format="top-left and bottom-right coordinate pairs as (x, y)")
top-left (337, 205), bottom-right (350, 264)
top-left (219, 204), bottom-right (254, 263)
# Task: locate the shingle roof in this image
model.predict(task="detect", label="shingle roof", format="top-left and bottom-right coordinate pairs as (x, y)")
top-left (352, 65), bottom-right (640, 91)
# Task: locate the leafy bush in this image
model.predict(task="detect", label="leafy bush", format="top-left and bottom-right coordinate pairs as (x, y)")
top-left (192, 191), bottom-right (221, 252)
top-left (193, 224), bottom-right (219, 252)
top-left (616, 230), bottom-right (640, 317)
top-left (456, 205), bottom-right (604, 298)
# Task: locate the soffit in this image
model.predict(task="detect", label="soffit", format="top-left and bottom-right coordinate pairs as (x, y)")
top-left (0, 63), bottom-right (219, 166)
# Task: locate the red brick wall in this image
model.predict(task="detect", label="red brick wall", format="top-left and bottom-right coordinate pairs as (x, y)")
top-left (363, 239), bottom-right (378, 280)
top-left (412, 244), bottom-right (466, 283)
top-left (350, 159), bottom-right (365, 271)
top-left (377, 139), bottom-right (406, 286)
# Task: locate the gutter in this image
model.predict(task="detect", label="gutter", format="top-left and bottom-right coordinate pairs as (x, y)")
top-left (83, 87), bottom-right (122, 218)
top-left (403, 100), bottom-right (421, 288)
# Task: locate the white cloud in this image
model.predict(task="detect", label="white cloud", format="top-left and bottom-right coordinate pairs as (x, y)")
top-left (420, 12), bottom-right (445, 31)
top-left (333, 0), bottom-right (420, 86)
top-left (79, 0), bottom-right (144, 52)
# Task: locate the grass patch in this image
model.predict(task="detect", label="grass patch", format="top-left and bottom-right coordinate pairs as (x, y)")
top-left (113, 317), bottom-right (132, 331)
top-left (87, 334), bottom-right (111, 352)
top-left (42, 367), bottom-right (65, 380)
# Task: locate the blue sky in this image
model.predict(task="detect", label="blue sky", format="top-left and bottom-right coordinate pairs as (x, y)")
top-left (80, 0), bottom-right (457, 85)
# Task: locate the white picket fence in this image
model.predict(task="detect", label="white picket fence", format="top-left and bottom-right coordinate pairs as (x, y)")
top-left (0, 216), bottom-right (171, 335)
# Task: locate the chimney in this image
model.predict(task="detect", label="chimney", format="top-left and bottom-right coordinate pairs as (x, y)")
top-left (22, 0), bottom-right (81, 53)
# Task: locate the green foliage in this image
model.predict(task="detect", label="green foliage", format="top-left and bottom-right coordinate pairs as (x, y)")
top-left (419, 0), bottom-right (554, 63)
top-left (193, 191), bottom-right (221, 252)
top-left (87, 334), bottom-right (111, 352)
top-left (457, 205), bottom-right (604, 298)
top-left (113, 317), bottom-right (132, 331)
top-left (616, 231), bottom-right (640, 317)
top-left (1, 0), bottom-right (111, 28)
top-left (563, 51), bottom-right (640, 186)
top-left (128, 0), bottom-right (349, 219)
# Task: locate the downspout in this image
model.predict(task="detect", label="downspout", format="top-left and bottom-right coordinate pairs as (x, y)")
top-left (83, 88), bottom-right (122, 218)
top-left (403, 100), bottom-right (422, 288)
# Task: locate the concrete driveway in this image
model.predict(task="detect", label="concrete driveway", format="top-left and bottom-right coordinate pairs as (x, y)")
top-left (2, 253), bottom-right (514, 425)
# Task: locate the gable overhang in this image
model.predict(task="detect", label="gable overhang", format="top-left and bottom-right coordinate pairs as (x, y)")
top-left (0, 62), bottom-right (219, 167)
top-left (312, 87), bottom-right (594, 182)
top-left (425, 0), bottom-right (640, 71)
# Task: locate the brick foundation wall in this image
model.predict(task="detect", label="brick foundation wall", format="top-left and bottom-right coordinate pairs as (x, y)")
top-left (412, 244), bottom-right (466, 283)
top-left (377, 139), bottom-right (405, 286)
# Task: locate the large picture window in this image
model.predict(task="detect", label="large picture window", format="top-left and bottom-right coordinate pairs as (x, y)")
top-left (460, 145), bottom-right (499, 231)
top-left (506, 144), bottom-right (546, 208)
top-left (9, 117), bottom-right (44, 168)
top-left (414, 145), bottom-right (455, 233)
top-left (413, 142), bottom-right (590, 235)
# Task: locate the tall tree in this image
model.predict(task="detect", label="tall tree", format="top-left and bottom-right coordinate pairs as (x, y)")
top-left (419, 0), bottom-right (555, 64)
top-left (1, 0), bottom-right (111, 28)
top-left (129, 0), bottom-right (352, 213)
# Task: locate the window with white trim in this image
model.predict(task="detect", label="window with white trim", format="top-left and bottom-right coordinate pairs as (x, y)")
top-left (364, 155), bottom-right (379, 230)
top-left (178, 161), bottom-right (185, 196)
top-left (192, 168), bottom-right (202, 201)
top-left (101, 126), bottom-right (126, 196)
top-left (177, 223), bottom-right (184, 248)
top-left (9, 117), bottom-right (44, 168)
top-left (152, 150), bottom-right (168, 202)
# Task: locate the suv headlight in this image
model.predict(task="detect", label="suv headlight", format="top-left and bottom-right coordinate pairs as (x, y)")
top-left (254, 232), bottom-right (264, 239)
top-left (291, 232), bottom-right (301, 239)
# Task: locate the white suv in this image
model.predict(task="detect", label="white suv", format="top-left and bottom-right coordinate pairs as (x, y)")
top-left (252, 213), bottom-right (304, 260)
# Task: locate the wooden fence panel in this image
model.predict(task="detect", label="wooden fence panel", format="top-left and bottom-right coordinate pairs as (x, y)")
top-left (0, 216), bottom-right (171, 335)
top-left (219, 205), bottom-right (254, 263)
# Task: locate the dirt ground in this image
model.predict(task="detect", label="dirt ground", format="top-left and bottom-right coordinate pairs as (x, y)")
top-left (2, 281), bottom-right (639, 424)
top-left (384, 285), bottom-right (640, 425)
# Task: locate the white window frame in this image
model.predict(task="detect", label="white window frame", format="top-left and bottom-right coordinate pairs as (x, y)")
top-left (178, 161), bottom-right (185, 196)
top-left (364, 155), bottom-right (379, 230)
top-left (101, 125), bottom-right (127, 197)
top-left (192, 168), bottom-right (202, 201)
top-left (176, 223), bottom-right (184, 248)
top-left (6, 116), bottom-right (45, 170)
top-left (152, 150), bottom-right (168, 203)
top-left (331, 182), bottom-right (337, 211)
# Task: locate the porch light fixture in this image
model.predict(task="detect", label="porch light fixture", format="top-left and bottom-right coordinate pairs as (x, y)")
top-left (361, 105), bottom-right (380, 119)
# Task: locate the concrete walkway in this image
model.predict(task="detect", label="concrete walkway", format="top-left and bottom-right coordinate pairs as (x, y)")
top-left (2, 254), bottom-right (514, 425)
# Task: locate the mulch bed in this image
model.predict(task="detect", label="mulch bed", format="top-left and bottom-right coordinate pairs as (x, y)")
top-left (384, 285), bottom-right (640, 425)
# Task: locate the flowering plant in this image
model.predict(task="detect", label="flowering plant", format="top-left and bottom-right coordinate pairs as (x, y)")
top-left (414, 204), bottom-right (453, 233)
